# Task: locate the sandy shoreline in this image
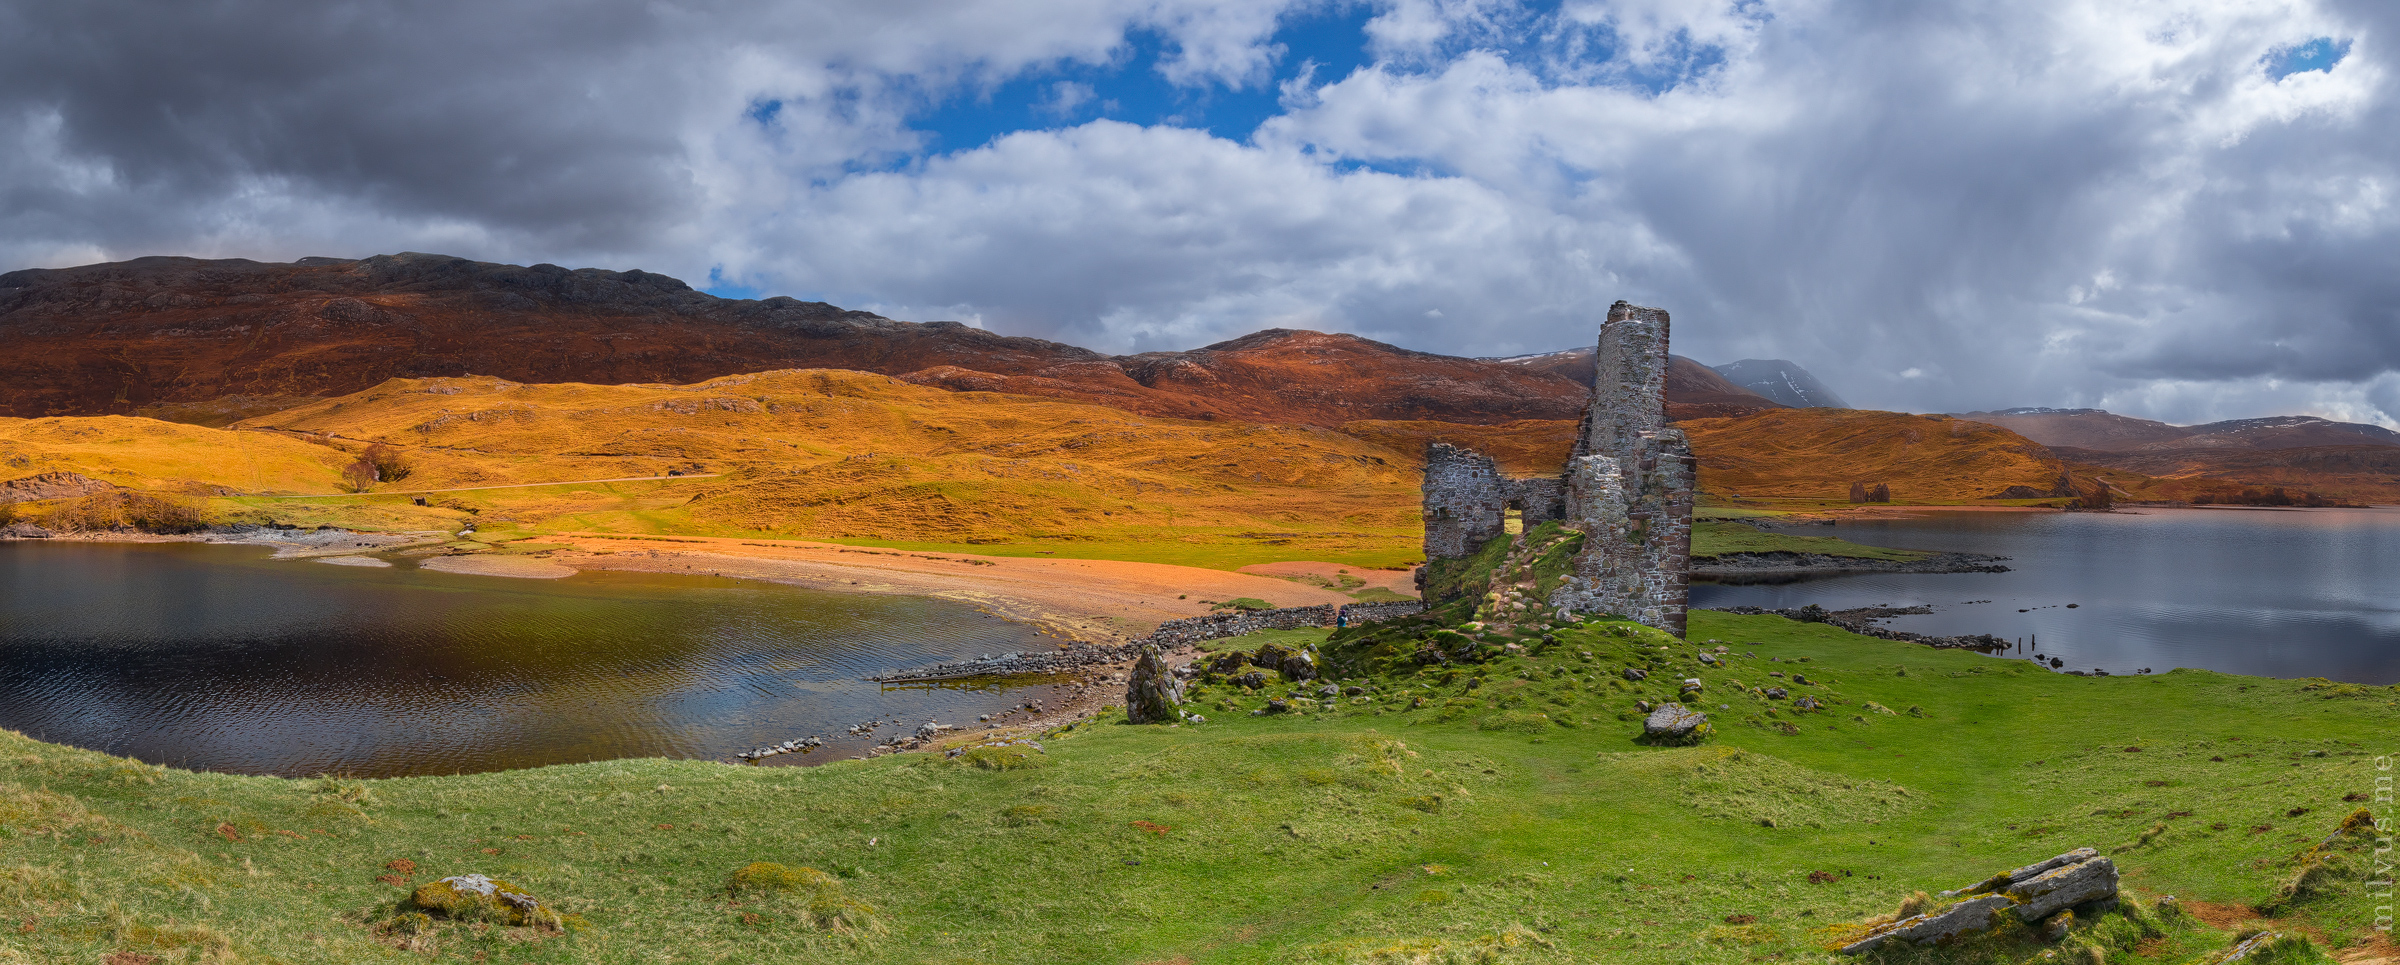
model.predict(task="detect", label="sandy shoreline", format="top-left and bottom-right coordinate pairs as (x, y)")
top-left (539, 533), bottom-right (1400, 643)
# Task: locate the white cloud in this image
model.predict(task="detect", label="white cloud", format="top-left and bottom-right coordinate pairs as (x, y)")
top-left (4, 0), bottom-right (2399, 426)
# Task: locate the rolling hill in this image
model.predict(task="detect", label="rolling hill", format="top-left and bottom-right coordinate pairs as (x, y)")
top-left (213, 370), bottom-right (1434, 565)
top-left (1675, 408), bottom-right (2069, 501)
top-left (1, 253), bottom-right (1606, 428)
top-left (1958, 407), bottom-right (2400, 452)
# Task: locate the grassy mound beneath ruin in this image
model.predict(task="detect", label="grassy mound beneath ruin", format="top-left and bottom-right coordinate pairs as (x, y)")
top-left (1689, 519), bottom-right (1937, 562)
top-left (3, 610), bottom-right (2391, 963)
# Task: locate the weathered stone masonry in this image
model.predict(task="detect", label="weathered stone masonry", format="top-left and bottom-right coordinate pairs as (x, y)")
top-left (1419, 300), bottom-right (1697, 636)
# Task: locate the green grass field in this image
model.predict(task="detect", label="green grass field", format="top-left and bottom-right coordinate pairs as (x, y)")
top-left (2, 611), bottom-right (2383, 964)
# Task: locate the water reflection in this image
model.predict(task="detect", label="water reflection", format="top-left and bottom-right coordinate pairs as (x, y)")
top-left (0, 542), bottom-right (1053, 776)
top-left (1692, 507), bottom-right (2400, 683)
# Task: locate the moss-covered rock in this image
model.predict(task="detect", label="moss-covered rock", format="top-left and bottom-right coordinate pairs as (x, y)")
top-left (408, 873), bottom-right (562, 929)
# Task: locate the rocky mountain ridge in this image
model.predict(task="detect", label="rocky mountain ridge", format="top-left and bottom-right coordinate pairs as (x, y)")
top-left (1954, 407), bottom-right (2400, 452)
top-left (0, 253), bottom-right (1628, 427)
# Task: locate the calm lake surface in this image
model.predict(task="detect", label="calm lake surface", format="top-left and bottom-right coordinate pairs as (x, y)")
top-left (0, 542), bottom-right (1054, 777)
top-left (1692, 507), bottom-right (2400, 684)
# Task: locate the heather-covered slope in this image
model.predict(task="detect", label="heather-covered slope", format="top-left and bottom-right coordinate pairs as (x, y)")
top-left (1676, 409), bottom-right (2066, 501)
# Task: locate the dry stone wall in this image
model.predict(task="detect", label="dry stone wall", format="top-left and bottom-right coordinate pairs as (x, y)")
top-left (1338, 601), bottom-right (1426, 624)
top-left (1145, 601), bottom-right (1430, 648)
top-left (1422, 443), bottom-right (1507, 559)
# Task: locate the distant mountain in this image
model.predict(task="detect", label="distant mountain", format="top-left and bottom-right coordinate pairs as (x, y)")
top-left (2162, 416), bottom-right (2400, 450)
top-left (1709, 359), bottom-right (1849, 408)
top-left (1486, 347), bottom-right (1787, 420)
top-left (1952, 408), bottom-right (2192, 450)
top-left (1955, 408), bottom-right (2400, 452)
top-left (0, 253), bottom-right (1588, 427)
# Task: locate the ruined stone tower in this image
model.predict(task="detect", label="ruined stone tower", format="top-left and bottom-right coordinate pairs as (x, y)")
top-left (1419, 300), bottom-right (1696, 636)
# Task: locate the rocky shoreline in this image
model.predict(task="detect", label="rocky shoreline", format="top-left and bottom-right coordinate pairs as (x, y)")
top-left (1708, 604), bottom-right (2013, 653)
top-left (1694, 550), bottom-right (2010, 584)
top-left (866, 642), bottom-right (1145, 683)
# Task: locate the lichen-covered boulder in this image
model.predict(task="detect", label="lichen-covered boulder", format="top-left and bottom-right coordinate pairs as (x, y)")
top-left (1124, 645), bottom-right (1186, 724)
top-left (1641, 703), bottom-right (1710, 745)
top-left (2005, 851), bottom-right (2118, 921)
top-left (1828, 849), bottom-right (2120, 956)
top-left (1279, 649), bottom-right (1319, 682)
top-left (409, 874), bottom-right (561, 928)
top-left (1835, 894), bottom-right (2015, 954)
top-left (1622, 667), bottom-right (1648, 681)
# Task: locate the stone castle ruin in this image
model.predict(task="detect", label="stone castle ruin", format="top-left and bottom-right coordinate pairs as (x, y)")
top-left (1420, 301), bottom-right (1696, 635)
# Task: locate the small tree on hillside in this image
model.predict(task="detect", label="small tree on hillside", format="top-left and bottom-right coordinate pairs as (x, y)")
top-left (363, 443), bottom-right (411, 482)
top-left (343, 456), bottom-right (379, 493)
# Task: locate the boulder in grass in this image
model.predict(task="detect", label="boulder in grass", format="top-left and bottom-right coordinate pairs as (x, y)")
top-left (2005, 851), bottom-right (2119, 921)
top-left (410, 874), bottom-right (561, 929)
top-left (1123, 645), bottom-right (1186, 724)
top-left (1835, 894), bottom-right (2016, 954)
top-left (1253, 642), bottom-right (1295, 673)
top-left (1641, 703), bottom-right (1710, 745)
top-left (1828, 849), bottom-right (2120, 955)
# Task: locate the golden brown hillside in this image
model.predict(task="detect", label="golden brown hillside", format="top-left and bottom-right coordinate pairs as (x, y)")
top-left (0, 416), bottom-right (350, 494)
top-left (229, 370), bottom-right (1428, 567)
top-left (1336, 420), bottom-right (1580, 475)
top-left (1677, 408), bottom-right (2067, 501)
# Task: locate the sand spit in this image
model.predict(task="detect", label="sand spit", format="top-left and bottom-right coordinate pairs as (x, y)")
top-left (541, 534), bottom-right (1363, 643)
top-left (418, 555), bottom-right (577, 579)
top-left (314, 555), bottom-right (393, 568)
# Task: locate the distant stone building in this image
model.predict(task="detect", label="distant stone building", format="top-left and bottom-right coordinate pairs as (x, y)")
top-left (1420, 301), bottom-right (1696, 635)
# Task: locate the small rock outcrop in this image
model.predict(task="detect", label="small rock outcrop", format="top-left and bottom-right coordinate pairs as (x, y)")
top-left (1831, 849), bottom-right (2119, 955)
top-left (1123, 645), bottom-right (1186, 724)
top-left (0, 522), bottom-right (54, 539)
top-left (1640, 703), bottom-right (1710, 745)
top-left (0, 471), bottom-right (114, 503)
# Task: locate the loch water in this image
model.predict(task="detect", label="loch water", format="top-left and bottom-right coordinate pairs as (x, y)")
top-left (1691, 506), bottom-right (2400, 684)
top-left (0, 541), bottom-right (1055, 777)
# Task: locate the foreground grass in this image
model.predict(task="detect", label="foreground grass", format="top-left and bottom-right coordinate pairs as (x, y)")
top-left (3, 611), bottom-right (2391, 963)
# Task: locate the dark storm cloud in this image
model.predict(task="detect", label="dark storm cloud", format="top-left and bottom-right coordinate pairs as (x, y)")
top-left (3, 0), bottom-right (2396, 425)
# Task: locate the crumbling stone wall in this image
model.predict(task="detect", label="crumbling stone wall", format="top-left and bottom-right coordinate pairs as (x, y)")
top-left (1418, 299), bottom-right (1696, 636)
top-left (1422, 443), bottom-right (1506, 559)
top-left (1503, 476), bottom-right (1564, 528)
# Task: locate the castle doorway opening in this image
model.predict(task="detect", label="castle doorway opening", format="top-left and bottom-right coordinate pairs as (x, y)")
top-left (1504, 504), bottom-right (1524, 535)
